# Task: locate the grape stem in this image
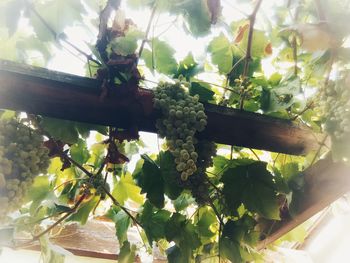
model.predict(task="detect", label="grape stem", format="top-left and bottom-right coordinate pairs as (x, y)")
top-left (17, 193), bottom-right (87, 248)
top-left (239, 0), bottom-right (264, 110)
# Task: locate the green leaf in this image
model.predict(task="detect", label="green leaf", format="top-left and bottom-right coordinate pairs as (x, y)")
top-left (139, 201), bottom-right (171, 244)
top-left (178, 0), bottom-right (211, 37)
top-left (158, 151), bottom-right (183, 200)
top-left (165, 213), bottom-right (201, 260)
top-left (173, 192), bottom-right (195, 212)
top-left (70, 138), bottom-right (90, 165)
top-left (238, 29), bottom-right (270, 58)
top-left (113, 172), bottom-right (144, 205)
top-left (112, 209), bottom-right (132, 244)
top-left (219, 237), bottom-right (241, 263)
top-left (29, 0), bottom-right (85, 42)
top-left (118, 241), bottom-right (137, 263)
top-left (261, 78), bottom-right (301, 113)
top-left (110, 29), bottom-right (144, 56)
top-left (39, 236), bottom-right (71, 263)
top-left (208, 33), bottom-right (233, 74)
top-left (221, 161), bottom-right (280, 219)
top-left (26, 175), bottom-right (54, 215)
top-left (190, 81), bottom-right (215, 102)
top-left (137, 154), bottom-right (165, 208)
top-left (41, 118), bottom-right (80, 144)
top-left (167, 245), bottom-right (190, 263)
top-left (175, 53), bottom-right (201, 80)
top-left (68, 196), bottom-right (99, 225)
top-left (196, 207), bottom-right (217, 240)
top-left (142, 39), bottom-right (178, 75)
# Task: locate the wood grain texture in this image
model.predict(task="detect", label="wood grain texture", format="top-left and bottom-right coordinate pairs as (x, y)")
top-left (0, 59), bottom-right (323, 155)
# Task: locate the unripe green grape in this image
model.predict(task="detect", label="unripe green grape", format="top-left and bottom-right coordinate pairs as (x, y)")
top-left (153, 82), bottom-right (210, 180)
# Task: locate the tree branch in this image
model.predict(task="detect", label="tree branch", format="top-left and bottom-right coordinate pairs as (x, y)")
top-left (239, 0), bottom-right (263, 110)
top-left (138, 4), bottom-right (157, 59)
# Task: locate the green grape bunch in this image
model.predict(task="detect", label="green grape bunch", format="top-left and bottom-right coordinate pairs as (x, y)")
top-left (0, 119), bottom-right (50, 222)
top-left (153, 82), bottom-right (208, 180)
top-left (317, 72), bottom-right (350, 160)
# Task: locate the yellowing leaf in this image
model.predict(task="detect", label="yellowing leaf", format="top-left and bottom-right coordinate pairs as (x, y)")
top-left (113, 172), bottom-right (144, 205)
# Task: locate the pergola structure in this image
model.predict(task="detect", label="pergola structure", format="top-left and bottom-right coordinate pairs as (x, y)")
top-left (1, 59), bottom-right (350, 260)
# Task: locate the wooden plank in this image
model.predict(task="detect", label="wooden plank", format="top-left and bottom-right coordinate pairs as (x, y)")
top-left (0, 59), bottom-right (323, 155)
top-left (21, 220), bottom-right (141, 261)
top-left (258, 156), bottom-right (350, 249)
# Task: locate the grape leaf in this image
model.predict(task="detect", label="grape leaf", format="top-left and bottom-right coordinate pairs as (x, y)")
top-left (29, 0), bottom-right (85, 42)
top-left (139, 201), bottom-right (171, 244)
top-left (166, 245), bottom-right (189, 263)
top-left (173, 192), bottom-right (195, 212)
top-left (165, 213), bottom-right (201, 260)
top-left (109, 208), bottom-right (131, 244)
top-left (221, 161), bottom-right (280, 220)
top-left (207, 33), bottom-right (233, 74)
top-left (113, 172), bottom-right (144, 205)
top-left (175, 53), bottom-right (201, 80)
top-left (178, 0), bottom-right (211, 37)
top-left (109, 29), bottom-right (144, 56)
top-left (118, 241), bottom-right (137, 263)
top-left (142, 39), bottom-right (178, 75)
top-left (137, 154), bottom-right (165, 208)
top-left (68, 196), bottom-right (99, 225)
top-left (70, 138), bottom-right (90, 165)
top-left (196, 207), bottom-right (217, 240)
top-left (219, 237), bottom-right (241, 263)
top-left (190, 81), bottom-right (215, 102)
top-left (158, 151), bottom-right (183, 200)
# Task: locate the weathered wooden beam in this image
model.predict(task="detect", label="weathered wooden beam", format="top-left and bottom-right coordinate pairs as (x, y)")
top-left (258, 156), bottom-right (350, 249)
top-left (0, 59), bottom-right (322, 155)
top-left (21, 220), bottom-right (141, 261)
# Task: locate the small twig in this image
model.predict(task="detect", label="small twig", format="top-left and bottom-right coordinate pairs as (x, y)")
top-left (239, 0), bottom-right (264, 110)
top-left (291, 101), bottom-right (314, 121)
top-left (208, 198), bottom-right (225, 226)
top-left (138, 3), bottom-right (157, 59)
top-left (309, 134), bottom-right (329, 167)
top-left (249, 148), bottom-right (260, 161)
top-left (26, 2), bottom-right (101, 66)
top-left (205, 177), bottom-right (223, 195)
top-left (102, 186), bottom-right (143, 226)
top-left (18, 193), bottom-right (87, 248)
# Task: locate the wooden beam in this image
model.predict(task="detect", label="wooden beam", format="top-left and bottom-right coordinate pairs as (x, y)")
top-left (0, 59), bottom-right (323, 155)
top-left (20, 220), bottom-right (141, 261)
top-left (258, 156), bottom-right (350, 249)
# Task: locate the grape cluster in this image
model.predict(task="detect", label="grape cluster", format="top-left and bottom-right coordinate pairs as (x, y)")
top-left (317, 74), bottom-right (350, 142)
top-left (154, 82), bottom-right (208, 180)
top-left (90, 174), bottom-right (109, 200)
top-left (178, 140), bottom-right (217, 204)
top-left (0, 119), bottom-right (49, 221)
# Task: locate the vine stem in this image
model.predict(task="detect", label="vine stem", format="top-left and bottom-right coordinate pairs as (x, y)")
top-left (64, 155), bottom-right (142, 226)
top-left (309, 134), bottom-right (329, 168)
top-left (25, 1), bottom-right (101, 66)
top-left (208, 198), bottom-right (224, 226)
top-left (239, 0), bottom-right (263, 110)
top-left (18, 193), bottom-right (87, 248)
top-left (138, 3), bottom-right (157, 59)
